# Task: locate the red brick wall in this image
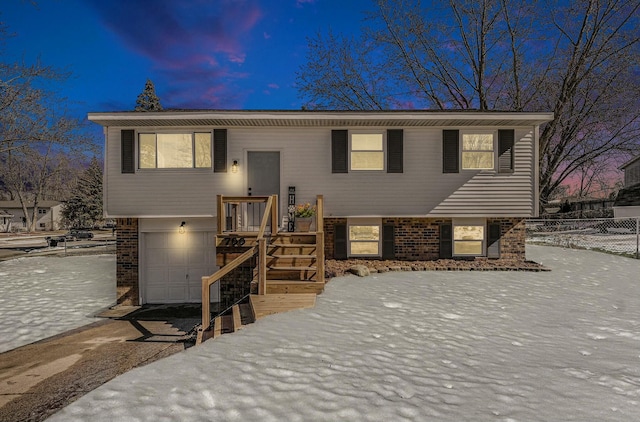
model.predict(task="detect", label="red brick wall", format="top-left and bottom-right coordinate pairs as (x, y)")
top-left (116, 218), bottom-right (139, 305)
top-left (382, 218), bottom-right (451, 260)
top-left (323, 217), bottom-right (346, 259)
top-left (487, 217), bottom-right (526, 260)
top-left (323, 217), bottom-right (527, 261)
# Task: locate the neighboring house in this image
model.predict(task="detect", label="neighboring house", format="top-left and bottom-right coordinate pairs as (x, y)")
top-left (613, 155), bottom-right (640, 218)
top-left (88, 110), bottom-right (554, 306)
top-left (0, 201), bottom-right (64, 231)
top-left (0, 210), bottom-right (13, 232)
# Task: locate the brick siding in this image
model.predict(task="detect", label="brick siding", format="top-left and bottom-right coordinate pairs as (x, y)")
top-left (323, 217), bottom-right (527, 261)
top-left (116, 218), bottom-right (139, 305)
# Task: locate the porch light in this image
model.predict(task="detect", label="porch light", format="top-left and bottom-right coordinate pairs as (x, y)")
top-left (179, 221), bottom-right (186, 234)
top-left (231, 160), bottom-right (239, 173)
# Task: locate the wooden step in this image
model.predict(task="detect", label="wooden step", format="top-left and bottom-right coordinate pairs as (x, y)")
top-left (266, 255), bottom-right (316, 266)
top-left (266, 268), bottom-right (317, 281)
top-left (250, 293), bottom-right (316, 319)
top-left (266, 280), bottom-right (325, 294)
top-left (270, 233), bottom-right (317, 245)
top-left (267, 245), bottom-right (317, 255)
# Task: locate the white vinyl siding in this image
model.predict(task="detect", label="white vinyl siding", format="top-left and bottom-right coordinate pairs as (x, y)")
top-left (104, 126), bottom-right (537, 218)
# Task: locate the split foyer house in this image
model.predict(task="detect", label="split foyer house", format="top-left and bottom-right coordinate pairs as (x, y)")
top-left (88, 110), bottom-right (554, 308)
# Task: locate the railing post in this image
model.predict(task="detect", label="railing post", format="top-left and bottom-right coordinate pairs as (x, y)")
top-left (271, 194), bottom-right (278, 236)
top-left (316, 231), bottom-right (324, 284)
top-left (217, 195), bottom-right (224, 234)
top-left (636, 217), bottom-right (639, 259)
top-left (316, 195), bottom-right (324, 232)
top-left (202, 276), bottom-right (210, 330)
top-left (258, 238), bottom-right (267, 295)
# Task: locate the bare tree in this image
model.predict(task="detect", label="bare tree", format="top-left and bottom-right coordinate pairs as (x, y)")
top-left (296, 0), bottom-right (640, 210)
top-left (0, 28), bottom-right (96, 231)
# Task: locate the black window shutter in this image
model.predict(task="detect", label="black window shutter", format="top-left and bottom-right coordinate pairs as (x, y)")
top-left (442, 130), bottom-right (459, 173)
top-left (498, 129), bottom-right (515, 173)
top-left (439, 223), bottom-right (453, 258)
top-left (382, 224), bottom-right (395, 259)
top-left (121, 130), bottom-right (135, 174)
top-left (387, 129), bottom-right (403, 173)
top-left (334, 223), bottom-right (347, 259)
top-left (213, 129), bottom-right (227, 173)
top-left (331, 130), bottom-right (348, 173)
top-left (487, 222), bottom-right (501, 258)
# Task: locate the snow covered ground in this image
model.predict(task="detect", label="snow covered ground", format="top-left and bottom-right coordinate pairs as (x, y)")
top-left (48, 246), bottom-right (640, 422)
top-left (0, 255), bottom-right (115, 353)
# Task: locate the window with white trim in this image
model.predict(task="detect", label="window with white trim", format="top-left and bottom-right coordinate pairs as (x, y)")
top-left (453, 219), bottom-right (486, 256)
top-left (462, 132), bottom-right (495, 170)
top-left (348, 219), bottom-right (381, 256)
top-left (139, 132), bottom-right (212, 169)
top-left (351, 133), bottom-right (384, 171)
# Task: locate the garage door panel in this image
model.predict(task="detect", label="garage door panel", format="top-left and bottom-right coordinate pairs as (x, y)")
top-left (167, 285), bottom-right (188, 303)
top-left (146, 248), bottom-right (167, 266)
top-left (167, 249), bottom-right (187, 266)
top-left (146, 233), bottom-right (167, 248)
top-left (143, 230), bottom-right (217, 304)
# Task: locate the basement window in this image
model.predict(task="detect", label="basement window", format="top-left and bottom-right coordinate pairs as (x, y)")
top-left (348, 219), bottom-right (381, 256)
top-left (453, 219), bottom-right (486, 256)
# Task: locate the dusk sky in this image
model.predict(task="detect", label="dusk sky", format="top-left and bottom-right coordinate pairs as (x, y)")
top-left (3, 0), bottom-right (372, 115)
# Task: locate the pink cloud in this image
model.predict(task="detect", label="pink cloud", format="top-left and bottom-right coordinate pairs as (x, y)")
top-left (268, 83), bottom-right (280, 89)
top-left (86, 0), bottom-right (263, 108)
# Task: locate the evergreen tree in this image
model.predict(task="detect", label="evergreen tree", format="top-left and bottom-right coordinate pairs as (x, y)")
top-left (62, 157), bottom-right (103, 228)
top-left (135, 79), bottom-right (163, 111)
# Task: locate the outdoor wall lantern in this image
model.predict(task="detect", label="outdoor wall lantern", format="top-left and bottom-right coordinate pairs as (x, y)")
top-left (179, 221), bottom-right (186, 234)
top-left (231, 160), bottom-right (239, 173)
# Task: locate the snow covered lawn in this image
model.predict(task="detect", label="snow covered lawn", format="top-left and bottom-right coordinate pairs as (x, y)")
top-left (0, 254), bottom-right (115, 353)
top-left (49, 246), bottom-right (640, 422)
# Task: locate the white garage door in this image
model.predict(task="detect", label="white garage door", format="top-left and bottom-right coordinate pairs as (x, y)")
top-left (143, 231), bottom-right (218, 304)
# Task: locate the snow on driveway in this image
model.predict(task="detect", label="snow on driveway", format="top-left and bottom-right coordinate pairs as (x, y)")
top-left (49, 246), bottom-right (640, 422)
top-left (0, 255), bottom-right (115, 353)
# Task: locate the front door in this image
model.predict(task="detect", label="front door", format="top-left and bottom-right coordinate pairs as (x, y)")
top-left (248, 151), bottom-right (280, 197)
top-left (247, 151), bottom-right (280, 229)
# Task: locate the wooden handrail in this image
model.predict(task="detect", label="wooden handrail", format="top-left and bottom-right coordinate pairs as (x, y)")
top-left (201, 246), bottom-right (257, 330)
top-left (203, 194), bottom-right (277, 331)
top-left (256, 195), bottom-right (273, 238)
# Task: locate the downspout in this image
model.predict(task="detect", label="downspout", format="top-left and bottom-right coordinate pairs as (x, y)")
top-left (533, 124), bottom-right (540, 218)
top-left (102, 127), bottom-right (109, 219)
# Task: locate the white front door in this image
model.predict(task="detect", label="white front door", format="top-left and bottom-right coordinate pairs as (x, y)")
top-left (143, 231), bottom-right (218, 303)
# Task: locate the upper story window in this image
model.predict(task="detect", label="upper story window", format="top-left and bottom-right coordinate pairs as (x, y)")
top-left (332, 129), bottom-right (403, 174)
top-left (38, 209), bottom-right (48, 215)
top-left (462, 133), bottom-right (494, 170)
top-left (625, 162), bottom-right (640, 186)
top-left (351, 133), bottom-right (384, 171)
top-left (443, 129), bottom-right (514, 174)
top-left (138, 132), bottom-right (212, 169)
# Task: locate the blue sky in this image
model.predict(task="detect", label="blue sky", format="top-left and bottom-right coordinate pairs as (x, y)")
top-left (2, 0), bottom-right (371, 115)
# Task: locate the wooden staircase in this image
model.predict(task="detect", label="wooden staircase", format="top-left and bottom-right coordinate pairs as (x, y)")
top-left (197, 194), bottom-right (324, 345)
top-left (256, 232), bottom-right (325, 295)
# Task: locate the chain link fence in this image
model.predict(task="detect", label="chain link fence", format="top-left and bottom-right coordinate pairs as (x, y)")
top-left (526, 217), bottom-right (640, 259)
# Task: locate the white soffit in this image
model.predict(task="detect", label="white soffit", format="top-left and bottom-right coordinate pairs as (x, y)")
top-left (87, 110), bottom-right (555, 128)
